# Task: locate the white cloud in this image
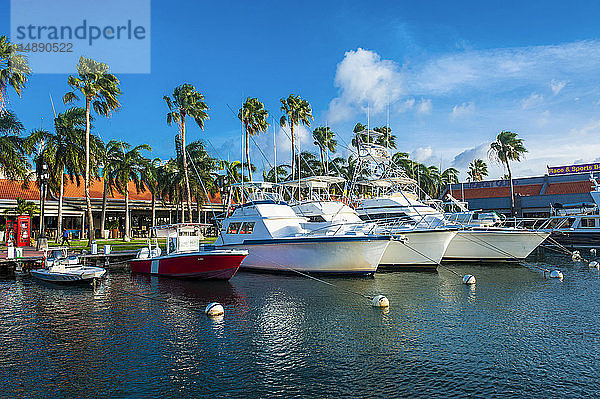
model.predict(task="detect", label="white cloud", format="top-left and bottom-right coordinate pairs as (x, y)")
top-left (327, 48), bottom-right (404, 123)
top-left (451, 101), bottom-right (475, 119)
top-left (521, 93), bottom-right (544, 109)
top-left (550, 79), bottom-right (566, 95)
top-left (412, 146), bottom-right (433, 162)
top-left (568, 119), bottom-right (600, 136)
top-left (409, 40), bottom-right (600, 95)
top-left (397, 98), bottom-right (415, 113)
top-left (416, 98), bottom-right (432, 114)
top-left (275, 123), bottom-right (313, 162)
top-left (451, 143), bottom-right (488, 168)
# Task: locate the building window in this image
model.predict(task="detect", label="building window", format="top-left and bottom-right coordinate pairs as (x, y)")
top-left (239, 222), bottom-right (255, 234)
top-left (580, 218), bottom-right (597, 228)
top-left (227, 222), bottom-right (241, 234)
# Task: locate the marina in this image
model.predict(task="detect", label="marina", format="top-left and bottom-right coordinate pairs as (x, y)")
top-left (2, 0), bottom-right (600, 396)
top-left (1, 251), bottom-right (598, 397)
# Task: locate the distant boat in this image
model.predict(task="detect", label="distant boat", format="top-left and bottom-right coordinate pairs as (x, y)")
top-left (130, 224), bottom-right (247, 280)
top-left (31, 248), bottom-right (106, 284)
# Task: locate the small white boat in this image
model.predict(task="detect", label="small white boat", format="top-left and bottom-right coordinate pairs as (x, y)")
top-left (31, 247), bottom-right (106, 284)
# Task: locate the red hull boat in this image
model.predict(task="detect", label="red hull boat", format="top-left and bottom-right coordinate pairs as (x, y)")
top-left (130, 250), bottom-right (247, 280)
top-left (129, 224), bottom-right (247, 280)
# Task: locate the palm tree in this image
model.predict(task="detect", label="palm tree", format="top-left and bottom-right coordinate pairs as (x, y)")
top-left (373, 126), bottom-right (396, 149)
top-left (467, 159), bottom-right (488, 182)
top-left (0, 111), bottom-right (31, 180)
top-left (108, 140), bottom-right (151, 241)
top-left (164, 84), bottom-right (209, 223)
top-left (141, 158), bottom-right (161, 231)
top-left (312, 126), bottom-right (337, 174)
top-left (5, 197), bottom-right (39, 217)
top-left (297, 151), bottom-right (321, 179)
top-left (28, 107), bottom-right (99, 242)
top-left (0, 36), bottom-right (31, 114)
top-left (63, 56), bottom-right (121, 245)
top-left (100, 139), bottom-right (126, 238)
top-left (279, 95), bottom-right (313, 180)
top-left (489, 131), bottom-right (527, 215)
top-left (263, 164), bottom-right (290, 182)
top-left (238, 97), bottom-right (269, 181)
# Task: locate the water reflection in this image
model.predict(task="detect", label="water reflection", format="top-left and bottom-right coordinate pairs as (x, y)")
top-left (0, 253), bottom-right (598, 397)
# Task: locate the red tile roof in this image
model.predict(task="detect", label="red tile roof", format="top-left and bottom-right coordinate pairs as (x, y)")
top-left (0, 177), bottom-right (222, 204)
top-left (453, 184), bottom-right (542, 199)
top-left (544, 181), bottom-right (593, 195)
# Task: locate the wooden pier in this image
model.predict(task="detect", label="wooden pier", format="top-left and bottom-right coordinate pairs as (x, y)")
top-left (0, 247), bottom-right (138, 277)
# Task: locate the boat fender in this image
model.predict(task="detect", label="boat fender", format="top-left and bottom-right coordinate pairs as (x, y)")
top-left (205, 302), bottom-right (224, 317)
top-left (462, 275), bottom-right (476, 285)
top-left (591, 248), bottom-right (597, 255)
top-left (371, 295), bottom-right (389, 308)
top-left (549, 270), bottom-right (563, 279)
top-left (589, 261), bottom-right (599, 269)
top-left (572, 251), bottom-right (582, 261)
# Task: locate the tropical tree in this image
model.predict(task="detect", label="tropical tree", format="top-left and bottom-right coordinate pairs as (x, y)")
top-left (312, 126), bottom-right (337, 174)
top-left (140, 158), bottom-right (161, 231)
top-left (489, 131), bottom-right (527, 215)
top-left (164, 83), bottom-right (209, 223)
top-left (279, 94), bottom-right (312, 180)
top-left (0, 111), bottom-right (31, 180)
top-left (27, 107), bottom-right (102, 242)
top-left (467, 159), bottom-right (488, 182)
top-left (63, 56), bottom-right (121, 245)
top-left (297, 151), bottom-right (321, 179)
top-left (5, 197), bottom-right (39, 217)
top-left (100, 139), bottom-right (126, 238)
top-left (107, 140), bottom-right (151, 241)
top-left (373, 126), bottom-right (396, 149)
top-left (238, 97), bottom-right (269, 181)
top-left (0, 36), bottom-right (31, 113)
top-left (263, 164), bottom-right (290, 182)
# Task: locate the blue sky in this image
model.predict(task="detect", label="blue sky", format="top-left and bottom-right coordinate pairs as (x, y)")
top-left (2, 0), bottom-right (600, 180)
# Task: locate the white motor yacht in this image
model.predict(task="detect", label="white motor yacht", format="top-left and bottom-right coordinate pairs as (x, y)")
top-left (214, 182), bottom-right (390, 275)
top-left (31, 247), bottom-right (106, 284)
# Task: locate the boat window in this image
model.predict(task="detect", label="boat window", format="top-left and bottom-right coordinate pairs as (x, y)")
top-left (581, 218), bottom-right (597, 228)
top-left (227, 222), bottom-right (242, 234)
top-left (308, 215), bottom-right (326, 222)
top-left (239, 222), bottom-right (255, 234)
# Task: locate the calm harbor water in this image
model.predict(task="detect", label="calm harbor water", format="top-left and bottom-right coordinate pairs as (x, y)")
top-left (1, 251), bottom-right (599, 398)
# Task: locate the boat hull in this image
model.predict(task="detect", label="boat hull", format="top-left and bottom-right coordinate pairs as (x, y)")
top-left (221, 236), bottom-right (390, 275)
top-left (548, 231), bottom-right (600, 247)
top-left (379, 229), bottom-right (457, 269)
top-left (129, 251), bottom-right (246, 280)
top-left (31, 267), bottom-right (106, 284)
top-left (443, 230), bottom-right (549, 262)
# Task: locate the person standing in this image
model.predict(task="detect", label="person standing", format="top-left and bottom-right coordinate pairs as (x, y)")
top-left (61, 228), bottom-right (70, 246)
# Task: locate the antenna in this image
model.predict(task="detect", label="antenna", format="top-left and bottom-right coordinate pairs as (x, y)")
top-left (49, 92), bottom-right (57, 118)
top-left (273, 117), bottom-right (277, 184)
top-left (240, 96), bottom-right (244, 202)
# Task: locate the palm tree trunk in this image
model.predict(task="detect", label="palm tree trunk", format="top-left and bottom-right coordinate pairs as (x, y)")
top-left (84, 98), bottom-right (94, 245)
top-left (245, 123), bottom-right (252, 181)
top-left (506, 160), bottom-right (515, 216)
top-left (124, 189), bottom-right (130, 241)
top-left (151, 192), bottom-right (156, 230)
top-left (319, 148), bottom-right (325, 175)
top-left (180, 112), bottom-right (193, 223)
top-left (56, 173), bottom-right (64, 243)
top-left (100, 179), bottom-right (107, 239)
top-left (290, 124), bottom-right (295, 180)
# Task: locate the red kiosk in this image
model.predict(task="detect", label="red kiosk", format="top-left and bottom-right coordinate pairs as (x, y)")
top-left (5, 215), bottom-right (31, 247)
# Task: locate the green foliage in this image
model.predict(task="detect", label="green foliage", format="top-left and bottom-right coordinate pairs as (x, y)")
top-left (0, 35), bottom-right (31, 113)
top-left (467, 159), bottom-right (488, 182)
top-left (0, 110), bottom-right (31, 180)
top-left (238, 97), bottom-right (269, 180)
top-left (279, 94), bottom-right (313, 180)
top-left (5, 197), bottom-right (39, 216)
top-left (312, 126), bottom-right (337, 174)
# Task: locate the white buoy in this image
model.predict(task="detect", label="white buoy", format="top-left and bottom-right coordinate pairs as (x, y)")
top-left (591, 248), bottom-right (597, 255)
top-left (572, 251), bottom-right (582, 261)
top-left (549, 270), bottom-right (563, 279)
top-left (205, 302), bottom-right (224, 317)
top-left (462, 275), bottom-right (476, 285)
top-left (372, 295), bottom-right (390, 308)
top-left (589, 261), bottom-right (599, 269)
